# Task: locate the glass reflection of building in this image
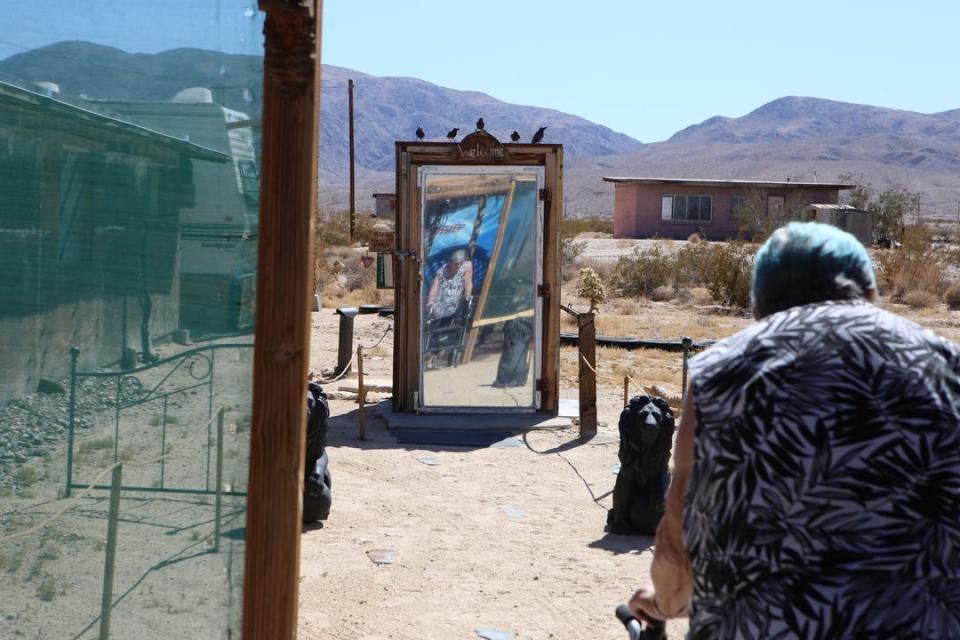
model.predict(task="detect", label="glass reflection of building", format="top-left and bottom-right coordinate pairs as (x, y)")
top-left (0, 80), bottom-right (258, 402)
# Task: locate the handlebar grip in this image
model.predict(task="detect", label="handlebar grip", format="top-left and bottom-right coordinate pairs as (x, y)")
top-left (615, 604), bottom-right (643, 640)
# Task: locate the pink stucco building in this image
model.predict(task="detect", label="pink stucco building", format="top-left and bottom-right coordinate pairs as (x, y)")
top-left (606, 177), bottom-right (852, 239)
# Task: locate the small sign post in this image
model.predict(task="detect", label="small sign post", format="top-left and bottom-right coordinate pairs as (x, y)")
top-left (367, 230), bottom-right (395, 253)
top-left (376, 253), bottom-right (395, 289)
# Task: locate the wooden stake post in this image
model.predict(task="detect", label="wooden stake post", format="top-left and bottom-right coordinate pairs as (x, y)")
top-left (357, 345), bottom-right (367, 440)
top-left (577, 312), bottom-right (598, 438)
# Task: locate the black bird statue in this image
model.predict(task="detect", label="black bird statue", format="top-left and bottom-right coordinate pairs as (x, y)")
top-left (476, 117), bottom-right (485, 130)
top-left (510, 130), bottom-right (520, 142)
top-left (446, 127), bottom-right (460, 141)
top-left (415, 126), bottom-right (425, 141)
top-left (531, 126), bottom-right (547, 144)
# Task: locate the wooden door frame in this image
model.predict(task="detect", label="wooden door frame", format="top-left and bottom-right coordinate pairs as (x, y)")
top-left (243, 1), bottom-right (321, 637)
top-left (392, 141), bottom-right (562, 415)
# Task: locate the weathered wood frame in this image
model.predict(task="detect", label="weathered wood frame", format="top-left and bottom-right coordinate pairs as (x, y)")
top-left (392, 142), bottom-right (563, 414)
top-left (243, 1), bottom-right (321, 638)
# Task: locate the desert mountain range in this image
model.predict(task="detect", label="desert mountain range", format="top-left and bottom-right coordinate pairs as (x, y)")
top-left (2, 41), bottom-right (957, 218)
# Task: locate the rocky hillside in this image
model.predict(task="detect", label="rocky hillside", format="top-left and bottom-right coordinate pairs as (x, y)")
top-left (2, 43), bottom-right (957, 218)
top-left (0, 41), bottom-right (642, 183)
top-left (566, 97), bottom-right (960, 218)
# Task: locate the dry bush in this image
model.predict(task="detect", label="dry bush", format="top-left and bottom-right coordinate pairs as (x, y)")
top-left (578, 258), bottom-right (616, 282)
top-left (650, 285), bottom-right (674, 302)
top-left (944, 283), bottom-right (960, 310)
top-left (314, 246), bottom-right (388, 306)
top-left (613, 241), bottom-right (756, 309)
top-left (700, 241), bottom-right (755, 309)
top-left (673, 241), bottom-right (713, 286)
top-left (316, 209), bottom-right (379, 248)
top-left (873, 226), bottom-right (947, 300)
top-left (689, 287), bottom-right (715, 306)
top-left (611, 245), bottom-right (675, 296)
top-left (561, 216), bottom-right (614, 237)
top-left (903, 290), bottom-right (938, 309)
top-left (561, 236), bottom-right (588, 266)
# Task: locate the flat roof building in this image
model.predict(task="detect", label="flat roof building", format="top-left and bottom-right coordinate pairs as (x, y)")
top-left (605, 176), bottom-right (853, 240)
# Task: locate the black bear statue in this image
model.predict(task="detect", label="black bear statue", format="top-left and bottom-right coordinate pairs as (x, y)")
top-left (607, 395), bottom-right (675, 535)
top-left (303, 381), bottom-right (332, 523)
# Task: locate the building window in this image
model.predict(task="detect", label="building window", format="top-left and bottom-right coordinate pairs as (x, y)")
top-left (731, 196), bottom-right (747, 215)
top-left (661, 194), bottom-right (712, 222)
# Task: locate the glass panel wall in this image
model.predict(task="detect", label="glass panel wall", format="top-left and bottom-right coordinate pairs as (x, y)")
top-left (0, 4), bottom-right (262, 637)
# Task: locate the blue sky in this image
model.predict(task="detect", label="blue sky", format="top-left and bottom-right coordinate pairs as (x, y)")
top-left (2, 1), bottom-right (957, 142)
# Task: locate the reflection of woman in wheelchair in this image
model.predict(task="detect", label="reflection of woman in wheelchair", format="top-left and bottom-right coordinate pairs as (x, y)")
top-left (425, 249), bottom-right (474, 369)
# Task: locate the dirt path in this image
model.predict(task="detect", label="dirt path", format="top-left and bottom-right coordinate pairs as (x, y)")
top-left (300, 309), bottom-right (689, 640)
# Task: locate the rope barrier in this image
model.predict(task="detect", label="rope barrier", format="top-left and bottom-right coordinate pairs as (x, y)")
top-left (359, 325), bottom-right (392, 351)
top-left (0, 408), bottom-right (229, 546)
top-left (0, 451), bottom-right (173, 546)
top-left (313, 326), bottom-right (392, 386)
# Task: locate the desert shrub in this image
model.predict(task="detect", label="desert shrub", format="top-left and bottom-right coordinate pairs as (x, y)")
top-left (873, 226), bottom-right (946, 300)
top-left (673, 241), bottom-right (713, 286)
top-left (315, 209), bottom-right (378, 248)
top-left (613, 241), bottom-right (756, 308)
top-left (561, 216), bottom-right (613, 237)
top-left (313, 245), bottom-right (387, 306)
top-left (612, 245), bottom-right (675, 296)
top-left (561, 236), bottom-right (587, 266)
top-left (36, 573), bottom-right (58, 602)
top-left (903, 290), bottom-right (938, 309)
top-left (578, 258), bottom-right (615, 283)
top-left (944, 283), bottom-right (960, 310)
top-left (701, 241), bottom-right (755, 308)
top-left (650, 285), bottom-right (674, 302)
top-left (689, 287), bottom-right (715, 306)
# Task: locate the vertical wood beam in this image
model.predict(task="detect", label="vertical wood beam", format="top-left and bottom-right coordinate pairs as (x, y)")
top-left (244, 2), bottom-right (321, 638)
top-left (541, 149), bottom-right (562, 413)
top-left (577, 312), bottom-right (597, 438)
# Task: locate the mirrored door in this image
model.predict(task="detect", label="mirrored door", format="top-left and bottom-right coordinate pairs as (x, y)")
top-left (418, 166), bottom-right (543, 411)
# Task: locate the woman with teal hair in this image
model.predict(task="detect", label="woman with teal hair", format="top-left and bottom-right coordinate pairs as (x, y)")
top-left (628, 222), bottom-right (960, 638)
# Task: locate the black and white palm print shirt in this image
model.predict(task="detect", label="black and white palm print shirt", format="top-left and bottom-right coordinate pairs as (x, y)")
top-left (685, 300), bottom-right (960, 639)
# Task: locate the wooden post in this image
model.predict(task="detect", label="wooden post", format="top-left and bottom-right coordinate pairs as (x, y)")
top-left (357, 345), bottom-right (366, 440)
top-left (681, 336), bottom-right (693, 401)
top-left (244, 2), bottom-right (320, 638)
top-left (335, 310), bottom-right (355, 376)
top-left (348, 78), bottom-right (356, 243)
top-left (623, 375), bottom-right (629, 408)
top-left (578, 312), bottom-right (597, 438)
top-left (214, 407), bottom-right (225, 553)
top-left (98, 464), bottom-right (123, 640)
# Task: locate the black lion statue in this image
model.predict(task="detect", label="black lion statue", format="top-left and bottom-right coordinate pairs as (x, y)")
top-left (607, 395), bottom-right (675, 535)
top-left (303, 381), bottom-right (332, 523)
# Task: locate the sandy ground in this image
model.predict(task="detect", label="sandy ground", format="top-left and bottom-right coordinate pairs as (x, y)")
top-left (299, 309), bottom-right (691, 640)
top-left (0, 338), bottom-right (252, 638)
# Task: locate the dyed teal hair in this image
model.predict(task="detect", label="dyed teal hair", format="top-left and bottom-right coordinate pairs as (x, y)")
top-left (752, 222), bottom-right (876, 318)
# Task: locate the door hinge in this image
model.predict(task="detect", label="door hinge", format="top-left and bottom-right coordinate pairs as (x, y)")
top-left (537, 283), bottom-right (550, 298)
top-left (539, 187), bottom-right (551, 203)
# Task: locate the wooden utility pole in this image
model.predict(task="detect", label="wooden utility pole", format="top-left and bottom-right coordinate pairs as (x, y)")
top-left (348, 77), bottom-right (356, 242)
top-left (244, 1), bottom-right (321, 637)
